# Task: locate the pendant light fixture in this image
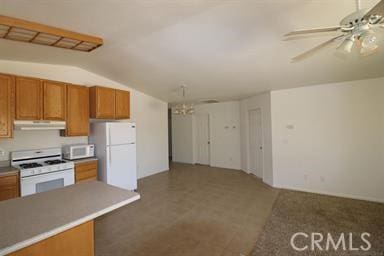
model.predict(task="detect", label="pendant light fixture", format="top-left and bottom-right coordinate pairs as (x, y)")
top-left (173, 85), bottom-right (194, 115)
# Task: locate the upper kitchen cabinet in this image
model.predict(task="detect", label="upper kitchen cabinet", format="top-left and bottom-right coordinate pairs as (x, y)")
top-left (0, 74), bottom-right (15, 138)
top-left (43, 81), bottom-right (66, 120)
top-left (115, 89), bottom-right (130, 119)
top-left (89, 86), bottom-right (116, 119)
top-left (15, 76), bottom-right (67, 121)
top-left (15, 76), bottom-right (42, 120)
top-left (62, 84), bottom-right (89, 136)
top-left (89, 86), bottom-right (130, 120)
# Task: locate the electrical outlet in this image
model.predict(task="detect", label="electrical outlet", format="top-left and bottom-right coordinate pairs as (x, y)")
top-left (0, 148), bottom-right (7, 161)
top-left (320, 176), bottom-right (325, 183)
top-left (304, 174), bottom-right (308, 182)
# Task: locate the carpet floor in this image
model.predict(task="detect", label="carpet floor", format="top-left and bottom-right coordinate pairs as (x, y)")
top-left (251, 190), bottom-right (384, 256)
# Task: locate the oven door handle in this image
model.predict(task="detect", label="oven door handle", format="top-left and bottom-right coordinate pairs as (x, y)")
top-left (21, 169), bottom-right (74, 182)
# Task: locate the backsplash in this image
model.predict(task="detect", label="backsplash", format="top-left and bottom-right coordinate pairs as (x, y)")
top-left (0, 130), bottom-right (87, 162)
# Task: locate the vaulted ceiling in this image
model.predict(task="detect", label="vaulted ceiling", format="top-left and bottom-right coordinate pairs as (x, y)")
top-left (0, 0), bottom-right (382, 103)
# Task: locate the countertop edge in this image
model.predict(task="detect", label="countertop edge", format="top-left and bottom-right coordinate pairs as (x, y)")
top-left (0, 194), bottom-right (140, 256)
top-left (0, 168), bottom-right (19, 177)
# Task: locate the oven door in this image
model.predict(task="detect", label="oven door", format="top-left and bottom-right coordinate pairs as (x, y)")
top-left (21, 169), bottom-right (75, 197)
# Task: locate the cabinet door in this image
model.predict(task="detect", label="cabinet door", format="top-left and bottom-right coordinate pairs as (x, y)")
top-left (15, 77), bottom-right (42, 120)
top-left (0, 174), bottom-right (19, 201)
top-left (115, 89), bottom-right (130, 119)
top-left (90, 86), bottom-right (115, 119)
top-left (0, 74), bottom-right (14, 138)
top-left (75, 160), bottom-right (98, 183)
top-left (43, 81), bottom-right (66, 120)
top-left (64, 84), bottom-right (89, 136)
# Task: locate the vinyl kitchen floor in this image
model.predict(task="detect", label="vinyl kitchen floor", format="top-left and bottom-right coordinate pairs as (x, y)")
top-left (95, 163), bottom-right (279, 256)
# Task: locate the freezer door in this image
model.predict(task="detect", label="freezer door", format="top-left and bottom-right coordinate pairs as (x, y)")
top-left (107, 122), bottom-right (136, 145)
top-left (106, 144), bottom-right (137, 190)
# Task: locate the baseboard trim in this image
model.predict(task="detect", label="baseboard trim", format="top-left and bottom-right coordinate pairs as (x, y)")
top-left (138, 168), bottom-right (169, 179)
top-left (274, 184), bottom-right (384, 204)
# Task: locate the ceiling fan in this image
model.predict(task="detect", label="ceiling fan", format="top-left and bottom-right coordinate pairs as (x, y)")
top-left (285, 0), bottom-right (384, 62)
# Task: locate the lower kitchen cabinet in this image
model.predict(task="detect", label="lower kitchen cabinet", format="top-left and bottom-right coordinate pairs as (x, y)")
top-left (0, 173), bottom-right (20, 201)
top-left (75, 160), bottom-right (98, 183)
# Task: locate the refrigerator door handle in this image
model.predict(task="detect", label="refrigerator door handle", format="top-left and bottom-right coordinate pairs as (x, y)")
top-left (109, 148), bottom-right (112, 165)
top-left (108, 126), bottom-right (112, 146)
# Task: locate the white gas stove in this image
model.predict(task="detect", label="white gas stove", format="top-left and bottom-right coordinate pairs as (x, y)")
top-left (11, 148), bottom-right (75, 196)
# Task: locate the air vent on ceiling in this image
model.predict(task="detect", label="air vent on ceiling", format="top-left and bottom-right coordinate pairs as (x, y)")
top-left (201, 99), bottom-right (219, 104)
top-left (0, 15), bottom-right (103, 52)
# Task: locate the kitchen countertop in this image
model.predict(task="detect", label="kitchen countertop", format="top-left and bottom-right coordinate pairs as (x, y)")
top-left (0, 181), bottom-right (140, 255)
top-left (72, 157), bottom-right (98, 164)
top-left (0, 166), bottom-right (19, 177)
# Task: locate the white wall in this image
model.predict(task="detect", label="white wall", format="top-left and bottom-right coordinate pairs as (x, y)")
top-left (171, 101), bottom-right (241, 170)
top-left (240, 92), bottom-right (273, 186)
top-left (0, 60), bottom-right (169, 179)
top-left (271, 78), bottom-right (384, 202)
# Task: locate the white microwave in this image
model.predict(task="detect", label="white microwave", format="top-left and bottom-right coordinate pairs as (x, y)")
top-left (63, 144), bottom-right (95, 160)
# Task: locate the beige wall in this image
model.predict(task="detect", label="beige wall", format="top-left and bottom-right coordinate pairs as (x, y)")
top-left (271, 78), bottom-right (384, 202)
top-left (171, 101), bottom-right (241, 170)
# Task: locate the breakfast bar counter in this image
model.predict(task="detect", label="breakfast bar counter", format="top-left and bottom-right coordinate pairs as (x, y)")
top-left (0, 181), bottom-right (140, 256)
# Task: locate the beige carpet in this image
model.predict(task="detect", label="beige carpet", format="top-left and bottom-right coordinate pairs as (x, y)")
top-left (251, 190), bottom-right (384, 256)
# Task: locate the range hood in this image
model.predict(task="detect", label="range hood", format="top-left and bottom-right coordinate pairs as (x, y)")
top-left (14, 120), bottom-right (66, 130)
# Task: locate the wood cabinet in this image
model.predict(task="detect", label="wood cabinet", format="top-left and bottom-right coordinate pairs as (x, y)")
top-left (89, 86), bottom-right (115, 119)
top-left (0, 74), bottom-right (14, 138)
top-left (62, 84), bottom-right (89, 137)
top-left (43, 81), bottom-right (66, 120)
top-left (75, 160), bottom-right (98, 183)
top-left (15, 76), bottom-right (42, 120)
top-left (0, 173), bottom-right (20, 201)
top-left (115, 89), bottom-right (130, 119)
top-left (9, 220), bottom-right (94, 256)
top-left (89, 86), bottom-right (130, 119)
top-left (15, 77), bottom-right (67, 121)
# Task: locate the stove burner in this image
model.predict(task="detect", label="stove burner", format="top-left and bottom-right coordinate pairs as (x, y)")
top-left (44, 160), bottom-right (66, 165)
top-left (19, 163), bottom-right (43, 169)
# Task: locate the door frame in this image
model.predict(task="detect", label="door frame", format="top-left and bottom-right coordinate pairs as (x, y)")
top-left (194, 113), bottom-right (211, 166)
top-left (248, 108), bottom-right (264, 179)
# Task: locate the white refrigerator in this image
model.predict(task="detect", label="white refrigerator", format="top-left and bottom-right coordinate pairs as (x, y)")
top-left (89, 122), bottom-right (137, 191)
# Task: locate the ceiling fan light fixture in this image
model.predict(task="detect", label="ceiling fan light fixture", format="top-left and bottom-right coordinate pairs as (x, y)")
top-left (338, 36), bottom-right (356, 53)
top-left (361, 33), bottom-right (378, 49)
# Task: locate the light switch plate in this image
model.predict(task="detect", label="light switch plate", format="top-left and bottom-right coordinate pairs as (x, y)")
top-left (0, 148), bottom-right (8, 161)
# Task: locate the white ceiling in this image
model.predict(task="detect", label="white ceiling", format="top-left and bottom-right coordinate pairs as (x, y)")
top-left (0, 0), bottom-right (382, 103)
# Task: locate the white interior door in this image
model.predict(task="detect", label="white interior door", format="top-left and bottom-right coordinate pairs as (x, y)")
top-left (107, 144), bottom-right (137, 190)
top-left (196, 114), bottom-right (210, 165)
top-left (249, 109), bottom-right (263, 178)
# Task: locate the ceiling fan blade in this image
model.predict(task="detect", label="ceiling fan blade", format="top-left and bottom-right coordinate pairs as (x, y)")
top-left (284, 27), bottom-right (341, 37)
top-left (364, 0), bottom-right (384, 20)
top-left (291, 35), bottom-right (346, 62)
